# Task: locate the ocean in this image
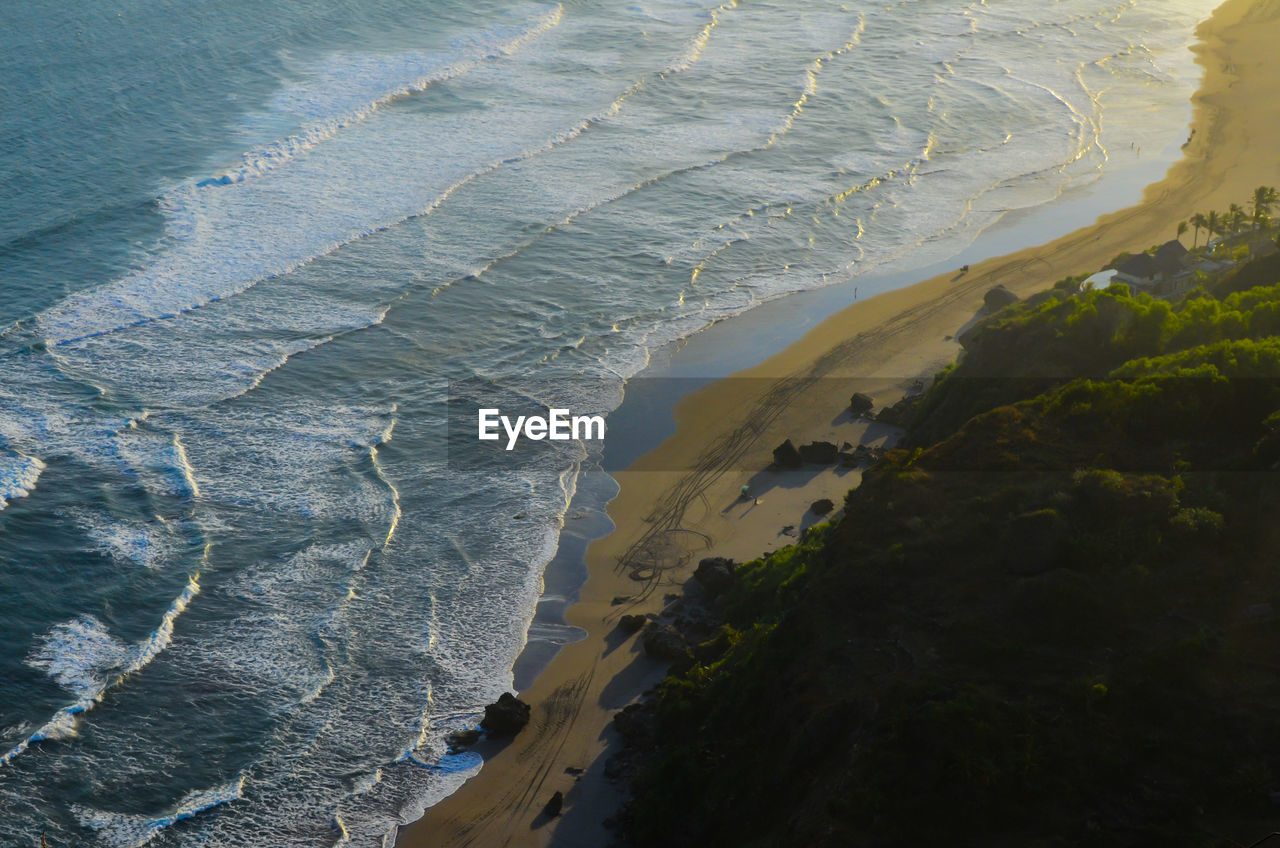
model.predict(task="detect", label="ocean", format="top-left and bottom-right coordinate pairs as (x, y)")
top-left (0, 0), bottom-right (1214, 844)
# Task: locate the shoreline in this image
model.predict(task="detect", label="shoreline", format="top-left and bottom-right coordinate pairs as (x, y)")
top-left (398, 1), bottom-right (1280, 844)
top-left (493, 0), bottom-right (1205, 704)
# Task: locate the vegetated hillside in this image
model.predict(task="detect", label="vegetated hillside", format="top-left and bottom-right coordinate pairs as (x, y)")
top-left (625, 270), bottom-right (1280, 848)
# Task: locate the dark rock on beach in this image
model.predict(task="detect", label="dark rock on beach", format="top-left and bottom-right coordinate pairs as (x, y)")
top-left (773, 439), bottom-right (803, 468)
top-left (544, 790), bottom-right (564, 818)
top-left (613, 700), bottom-right (655, 742)
top-left (445, 728), bottom-right (482, 751)
top-left (694, 556), bottom-right (736, 596)
top-left (849, 392), bottom-right (875, 417)
top-left (642, 625), bottom-right (687, 661)
top-left (619, 614), bottom-right (647, 634)
top-left (810, 498), bottom-right (835, 516)
top-left (479, 692), bottom-right (531, 735)
top-left (799, 440), bottom-right (839, 464)
top-left (983, 284), bottom-right (1019, 311)
top-left (876, 396), bottom-right (917, 427)
top-left (840, 443), bottom-right (886, 467)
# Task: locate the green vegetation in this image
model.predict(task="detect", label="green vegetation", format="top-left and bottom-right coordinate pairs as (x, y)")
top-left (623, 254), bottom-right (1280, 847)
top-left (1186, 186), bottom-right (1277, 249)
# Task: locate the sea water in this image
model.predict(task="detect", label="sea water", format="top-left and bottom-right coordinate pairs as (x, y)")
top-left (0, 0), bottom-right (1215, 844)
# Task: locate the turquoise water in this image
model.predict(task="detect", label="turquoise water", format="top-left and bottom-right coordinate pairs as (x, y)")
top-left (0, 0), bottom-right (1213, 844)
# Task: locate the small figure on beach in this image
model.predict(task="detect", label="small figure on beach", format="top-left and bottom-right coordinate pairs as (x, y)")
top-left (753, 497), bottom-right (759, 506)
top-left (960, 264), bottom-right (970, 274)
top-left (741, 484), bottom-right (750, 499)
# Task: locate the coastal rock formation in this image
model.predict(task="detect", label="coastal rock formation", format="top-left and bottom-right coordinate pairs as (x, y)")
top-left (809, 498), bottom-right (835, 516)
top-left (839, 443), bottom-right (885, 467)
top-left (619, 613), bottom-right (647, 634)
top-left (983, 284), bottom-right (1020, 311)
top-left (613, 700), bottom-right (655, 743)
top-left (479, 692), bottom-right (531, 735)
top-left (694, 557), bottom-right (736, 596)
top-left (445, 728), bottom-right (482, 751)
top-left (876, 397), bottom-right (917, 427)
top-left (641, 625), bottom-right (687, 660)
top-left (798, 440), bottom-right (839, 464)
top-left (849, 392), bottom-right (875, 417)
top-left (772, 439), bottom-right (803, 468)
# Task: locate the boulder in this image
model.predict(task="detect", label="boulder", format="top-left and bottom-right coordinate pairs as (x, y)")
top-left (810, 498), bottom-right (835, 516)
top-left (613, 701), bottom-right (653, 741)
top-left (798, 440), bottom-right (839, 464)
top-left (855, 444), bottom-right (884, 465)
top-left (772, 439), bottom-right (803, 468)
top-left (479, 692), bottom-right (531, 735)
top-left (618, 614), bottom-right (646, 634)
top-left (642, 625), bottom-right (687, 661)
top-left (876, 397), bottom-right (916, 427)
top-left (543, 791), bottom-right (564, 818)
top-left (983, 285), bottom-right (1019, 311)
top-left (848, 392), bottom-right (874, 417)
top-left (694, 556), bottom-right (736, 596)
top-left (445, 728), bottom-right (481, 751)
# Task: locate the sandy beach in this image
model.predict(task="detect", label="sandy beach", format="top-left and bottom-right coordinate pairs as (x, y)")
top-left (398, 1), bottom-right (1280, 844)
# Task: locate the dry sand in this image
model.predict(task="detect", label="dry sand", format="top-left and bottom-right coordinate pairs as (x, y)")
top-left (398, 1), bottom-right (1280, 844)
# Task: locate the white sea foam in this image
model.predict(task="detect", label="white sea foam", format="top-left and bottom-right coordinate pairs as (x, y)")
top-left (0, 451), bottom-right (44, 510)
top-left (74, 512), bottom-right (173, 569)
top-left (1, 575), bottom-right (200, 768)
top-left (75, 775), bottom-right (246, 848)
top-left (217, 4), bottom-right (566, 186)
top-left (27, 615), bottom-right (135, 698)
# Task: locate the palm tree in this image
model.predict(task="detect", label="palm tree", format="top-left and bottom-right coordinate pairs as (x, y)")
top-left (1177, 220), bottom-right (1188, 243)
top-left (1206, 210), bottom-right (1222, 247)
top-left (1228, 203), bottom-right (1246, 235)
top-left (1190, 212), bottom-right (1208, 247)
top-left (1253, 185), bottom-right (1278, 229)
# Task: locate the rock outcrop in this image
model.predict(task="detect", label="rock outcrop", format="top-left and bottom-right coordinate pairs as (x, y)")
top-left (772, 439), bottom-right (803, 468)
top-left (810, 498), bottom-right (835, 516)
top-left (642, 625), bottom-right (687, 660)
top-left (876, 397), bottom-right (917, 427)
top-left (798, 441), bottom-right (839, 464)
top-left (619, 613), bottom-right (647, 634)
top-left (984, 285), bottom-right (1019, 311)
top-left (479, 692), bottom-right (531, 735)
top-left (445, 728), bottom-right (482, 751)
top-left (694, 557), bottom-right (736, 596)
top-left (849, 392), bottom-right (875, 417)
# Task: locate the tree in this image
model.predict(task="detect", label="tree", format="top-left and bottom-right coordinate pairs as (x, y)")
top-left (1206, 210), bottom-right (1222, 247)
top-left (1177, 220), bottom-right (1188, 243)
top-left (1229, 203), bottom-right (1247, 235)
top-left (1253, 185), bottom-right (1278, 229)
top-left (1190, 213), bottom-right (1208, 247)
